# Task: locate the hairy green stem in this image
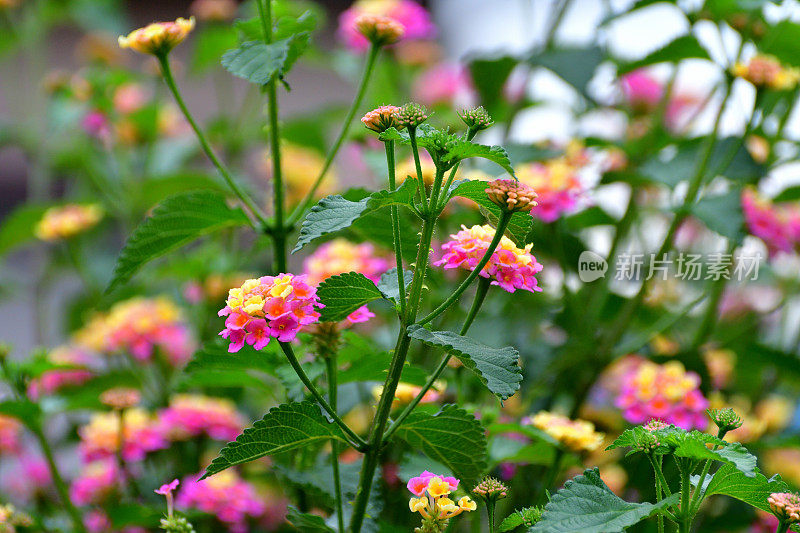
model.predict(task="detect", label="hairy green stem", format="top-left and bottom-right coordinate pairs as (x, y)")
top-left (678, 459), bottom-right (693, 533)
top-left (257, 0), bottom-right (288, 272)
top-left (278, 341), bottom-right (367, 450)
top-left (648, 454), bottom-right (667, 532)
top-left (350, 216), bottom-right (437, 532)
top-left (156, 54), bottom-right (269, 229)
top-left (776, 521), bottom-right (791, 533)
top-left (408, 126), bottom-right (429, 212)
top-left (437, 128), bottom-right (480, 210)
top-left (325, 354), bottom-right (345, 533)
top-left (417, 211), bottom-right (512, 326)
top-left (385, 140), bottom-right (407, 316)
top-left (382, 276), bottom-right (491, 446)
top-left (288, 44), bottom-right (380, 225)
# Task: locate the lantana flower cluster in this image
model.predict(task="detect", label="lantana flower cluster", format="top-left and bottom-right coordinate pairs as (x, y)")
top-left (78, 408), bottom-right (167, 462)
top-left (615, 360), bottom-right (709, 430)
top-left (436, 224), bottom-right (543, 293)
top-left (742, 188), bottom-right (800, 255)
top-left (526, 411), bottom-right (604, 453)
top-left (34, 204), bottom-right (103, 241)
top-left (70, 460), bottom-right (120, 506)
top-left (768, 492), bottom-right (800, 524)
top-left (516, 156), bottom-right (585, 222)
top-left (0, 415), bottom-right (21, 455)
top-left (304, 238), bottom-right (390, 325)
top-left (732, 54), bottom-right (800, 90)
top-left (75, 297), bottom-right (195, 366)
top-left (620, 69), bottom-right (700, 131)
top-left (338, 0), bottom-right (435, 51)
top-left (177, 471), bottom-right (267, 533)
top-left (158, 394), bottom-right (244, 442)
top-left (118, 17), bottom-right (195, 56)
top-left (407, 471), bottom-right (476, 531)
top-left (373, 381), bottom-right (444, 407)
top-left (218, 274), bottom-right (322, 352)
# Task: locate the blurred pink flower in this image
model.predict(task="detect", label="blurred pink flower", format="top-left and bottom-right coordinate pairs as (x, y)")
top-left (337, 0), bottom-right (435, 52)
top-left (70, 460), bottom-right (120, 505)
top-left (742, 188), bottom-right (800, 256)
top-left (177, 471), bottom-right (267, 533)
top-left (413, 63), bottom-right (476, 107)
top-left (158, 394), bottom-right (245, 442)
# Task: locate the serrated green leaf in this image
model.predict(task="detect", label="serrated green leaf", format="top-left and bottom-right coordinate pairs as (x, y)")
top-left (672, 434), bottom-right (757, 477)
top-left (107, 191), bottom-right (249, 292)
top-left (407, 326), bottom-right (522, 401)
top-left (293, 180), bottom-right (416, 252)
top-left (201, 401), bottom-right (348, 479)
top-left (618, 35), bottom-right (711, 75)
top-left (499, 507), bottom-right (543, 532)
top-left (316, 272), bottom-right (383, 322)
top-left (221, 33), bottom-right (309, 86)
top-left (394, 404), bottom-right (487, 484)
top-left (184, 341), bottom-right (280, 374)
top-left (532, 468), bottom-right (679, 533)
top-left (700, 464), bottom-right (789, 512)
top-left (443, 141), bottom-right (516, 177)
top-left (377, 268), bottom-right (413, 301)
top-left (449, 179), bottom-right (533, 245)
top-left (498, 513), bottom-right (525, 532)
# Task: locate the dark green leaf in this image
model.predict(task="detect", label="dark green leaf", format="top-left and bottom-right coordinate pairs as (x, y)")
top-left (107, 191), bottom-right (250, 292)
top-left (700, 464), bottom-right (789, 512)
top-left (184, 342), bottom-right (280, 374)
top-left (394, 405), bottom-right (487, 484)
top-left (407, 326), bottom-right (522, 401)
top-left (531, 47), bottom-right (604, 97)
top-left (761, 20), bottom-right (800, 67)
top-left (377, 268), bottom-right (414, 301)
top-left (293, 180), bottom-right (416, 252)
top-left (221, 33), bottom-right (309, 86)
top-left (201, 401), bottom-right (348, 479)
top-left (774, 185), bottom-right (800, 202)
top-left (469, 55), bottom-right (518, 120)
top-left (0, 400), bottom-right (41, 429)
top-left (618, 35), bottom-right (711, 75)
top-left (0, 204), bottom-right (51, 257)
top-left (317, 272), bottom-right (383, 322)
top-left (450, 179), bottom-right (533, 245)
top-left (443, 141), bottom-right (516, 177)
top-left (691, 189), bottom-right (744, 242)
top-left (286, 507), bottom-right (335, 532)
top-left (532, 468), bottom-right (679, 533)
top-left (498, 507), bottom-right (543, 532)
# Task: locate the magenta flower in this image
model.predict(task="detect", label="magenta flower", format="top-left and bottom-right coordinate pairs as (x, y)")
top-left (337, 0), bottom-right (435, 52)
top-left (155, 478), bottom-right (180, 496)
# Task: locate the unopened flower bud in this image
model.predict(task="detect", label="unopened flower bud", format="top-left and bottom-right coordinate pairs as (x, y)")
top-left (458, 107), bottom-right (494, 132)
top-left (396, 103), bottom-right (428, 129)
top-left (160, 515), bottom-right (196, 533)
top-left (768, 492), bottom-right (800, 523)
top-left (100, 388), bottom-right (141, 410)
top-left (362, 105), bottom-right (402, 133)
top-left (472, 477), bottom-right (509, 502)
top-left (118, 17), bottom-right (196, 56)
top-left (707, 408), bottom-right (743, 433)
top-left (354, 14), bottom-right (405, 47)
top-left (644, 419), bottom-right (668, 432)
top-left (486, 179), bottom-right (537, 213)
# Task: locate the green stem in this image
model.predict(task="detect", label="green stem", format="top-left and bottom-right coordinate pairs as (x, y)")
top-left (648, 454), bottom-right (667, 533)
top-left (288, 43), bottom-right (380, 226)
top-left (278, 341), bottom-right (367, 450)
top-left (257, 0), bottom-right (288, 272)
top-left (776, 521), bottom-right (791, 533)
top-left (689, 427), bottom-right (727, 515)
top-left (487, 500), bottom-right (497, 533)
top-left (385, 140), bottom-right (407, 316)
top-left (382, 277), bottom-right (491, 446)
top-left (537, 449), bottom-right (564, 505)
top-left (679, 459), bottom-right (693, 533)
top-left (115, 409), bottom-right (141, 498)
top-left (156, 54), bottom-right (269, 229)
top-left (436, 128), bottom-right (480, 211)
top-left (350, 217), bottom-right (437, 533)
top-left (417, 212), bottom-right (512, 326)
top-left (64, 239), bottom-right (99, 297)
top-left (32, 424), bottom-right (88, 533)
top-left (408, 126), bottom-right (429, 212)
top-left (325, 354), bottom-right (345, 533)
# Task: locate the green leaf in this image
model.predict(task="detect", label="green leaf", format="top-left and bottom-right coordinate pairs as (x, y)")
top-left (106, 191), bottom-right (249, 292)
top-left (531, 47), bottom-right (604, 98)
top-left (221, 33), bottom-right (309, 87)
top-left (293, 180), bottom-right (416, 252)
top-left (774, 185), bottom-right (800, 202)
top-left (377, 268), bottom-right (414, 301)
top-left (498, 507), bottom-right (543, 532)
top-left (184, 341), bottom-right (280, 374)
top-left (468, 55), bottom-right (518, 120)
top-left (192, 25), bottom-right (238, 73)
top-left (700, 464), bottom-right (789, 512)
top-left (673, 435), bottom-right (757, 477)
top-left (532, 468), bottom-right (679, 533)
top-left (407, 326), bottom-right (522, 402)
top-left (201, 401), bottom-right (348, 479)
top-left (286, 507), bottom-right (335, 532)
top-left (393, 404), bottom-right (487, 484)
top-left (0, 204), bottom-right (51, 257)
top-left (691, 189), bottom-right (744, 242)
top-left (317, 272), bottom-right (383, 322)
top-left (449, 179), bottom-right (533, 245)
top-left (761, 20), bottom-right (800, 67)
top-left (0, 400), bottom-right (41, 428)
top-left (617, 35), bottom-right (711, 75)
top-left (443, 141), bottom-right (516, 177)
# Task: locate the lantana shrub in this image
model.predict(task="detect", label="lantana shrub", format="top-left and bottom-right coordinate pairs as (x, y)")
top-left (0, 0), bottom-right (800, 532)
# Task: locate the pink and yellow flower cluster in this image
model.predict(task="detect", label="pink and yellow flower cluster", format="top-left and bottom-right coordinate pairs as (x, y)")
top-left (218, 274), bottom-right (322, 352)
top-left (732, 55), bottom-right (800, 91)
top-left (177, 471), bottom-right (267, 533)
top-left (338, 0), bottom-right (435, 51)
top-left (75, 297), bottom-right (195, 366)
top-left (27, 345), bottom-right (96, 399)
top-left (516, 155), bottom-right (585, 223)
top-left (118, 17), bottom-right (195, 56)
top-left (78, 408), bottom-right (167, 462)
top-left (615, 360), bottom-right (709, 430)
top-left (0, 415), bottom-right (21, 455)
top-left (35, 204), bottom-right (103, 241)
top-left (742, 188), bottom-right (800, 256)
top-left (304, 238), bottom-right (390, 325)
top-left (527, 411), bottom-right (604, 453)
top-left (70, 460), bottom-right (120, 505)
top-left (436, 224), bottom-right (543, 293)
top-left (407, 471), bottom-right (476, 526)
top-left (158, 394), bottom-right (244, 442)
